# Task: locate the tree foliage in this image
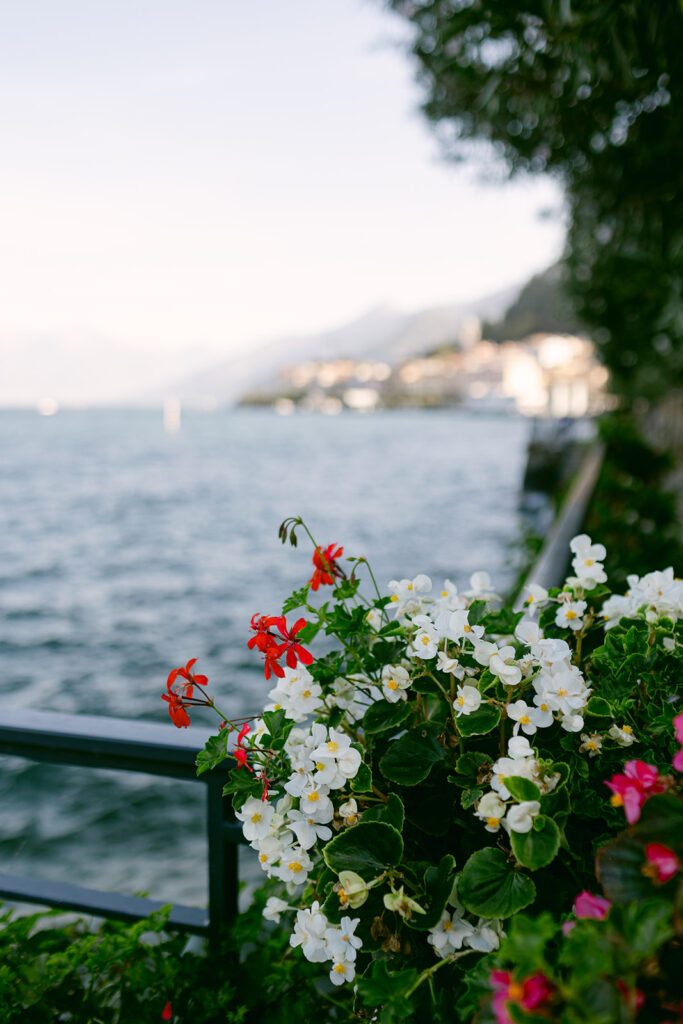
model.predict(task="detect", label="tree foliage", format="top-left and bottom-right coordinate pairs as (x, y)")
top-left (386, 0), bottom-right (683, 399)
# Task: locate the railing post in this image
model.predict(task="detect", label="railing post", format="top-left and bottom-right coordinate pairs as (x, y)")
top-left (206, 779), bottom-right (238, 950)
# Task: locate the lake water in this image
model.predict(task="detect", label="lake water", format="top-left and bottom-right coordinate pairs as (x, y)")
top-left (0, 408), bottom-right (530, 908)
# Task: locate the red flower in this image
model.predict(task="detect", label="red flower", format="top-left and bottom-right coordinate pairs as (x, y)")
top-left (605, 760), bottom-right (665, 823)
top-left (490, 970), bottom-right (552, 1023)
top-left (162, 1001), bottom-right (173, 1021)
top-left (573, 890), bottom-right (611, 920)
top-left (233, 722), bottom-right (253, 772)
top-left (309, 543), bottom-right (343, 591)
top-left (162, 691), bottom-right (191, 729)
top-left (644, 843), bottom-right (680, 883)
top-left (166, 658), bottom-right (208, 699)
top-left (247, 613), bottom-right (313, 678)
top-left (616, 981), bottom-right (645, 1012)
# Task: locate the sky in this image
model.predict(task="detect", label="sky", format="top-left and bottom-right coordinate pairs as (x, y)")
top-left (0, 0), bottom-right (565, 395)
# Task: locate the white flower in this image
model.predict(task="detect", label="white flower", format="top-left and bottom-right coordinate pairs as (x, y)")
top-left (570, 534), bottom-right (607, 588)
top-left (329, 958), bottom-right (356, 986)
top-left (507, 700), bottom-right (538, 736)
top-left (507, 735), bottom-right (535, 759)
top-left (299, 780), bottom-right (334, 822)
top-left (325, 916), bottom-right (363, 962)
top-left (428, 910), bottom-right (475, 955)
top-left (276, 844), bottom-right (313, 884)
top-left (506, 800), bottom-right (540, 833)
top-left (489, 645), bottom-right (522, 687)
top-left (263, 897), bottom-right (290, 923)
top-left (579, 732), bottom-right (603, 757)
top-left (409, 615), bottom-right (440, 659)
top-left (381, 664), bottom-right (412, 703)
top-left (452, 685), bottom-right (482, 717)
top-left (436, 650), bottom-right (465, 678)
top-left (290, 902), bottom-right (329, 962)
top-left (561, 713), bottom-right (584, 732)
top-left (465, 571), bottom-right (498, 601)
top-left (268, 666), bottom-right (324, 723)
top-left (387, 574), bottom-right (432, 617)
top-left (555, 599), bottom-right (587, 631)
top-left (516, 618), bottom-right (543, 645)
top-left (445, 608), bottom-right (484, 643)
top-left (531, 693), bottom-right (554, 728)
top-left (475, 792), bottom-right (506, 833)
top-left (286, 809), bottom-right (333, 849)
top-left (235, 796), bottom-right (275, 843)
top-left (662, 636), bottom-right (676, 651)
top-left (434, 579), bottom-right (465, 612)
top-left (465, 918), bottom-right (504, 952)
top-left (520, 583), bottom-right (549, 612)
top-left (338, 798), bottom-right (359, 826)
top-left (312, 728), bottom-right (362, 787)
top-left (366, 607), bottom-right (383, 630)
top-left (541, 670), bottom-right (588, 715)
top-left (608, 723), bottom-right (636, 746)
top-left (530, 637), bottom-right (572, 668)
top-left (253, 832), bottom-right (292, 876)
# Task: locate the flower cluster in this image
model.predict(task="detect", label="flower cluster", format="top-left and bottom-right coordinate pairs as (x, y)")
top-left (601, 567), bottom-right (683, 628)
top-left (175, 520), bottom-right (683, 1011)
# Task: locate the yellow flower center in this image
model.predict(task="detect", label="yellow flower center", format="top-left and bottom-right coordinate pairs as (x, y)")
top-left (441, 590), bottom-right (448, 597)
top-left (316, 762), bottom-right (326, 771)
top-left (557, 688), bottom-right (567, 697)
top-left (442, 920), bottom-right (453, 931)
top-left (508, 982), bottom-right (524, 1001)
top-left (386, 679), bottom-right (398, 690)
top-left (421, 635), bottom-right (430, 646)
top-left (456, 696), bottom-right (464, 706)
top-left (623, 725), bottom-right (633, 734)
top-left (407, 582), bottom-right (414, 590)
top-left (390, 594), bottom-right (399, 602)
top-left (519, 715), bottom-right (530, 725)
top-left (288, 861), bottom-right (303, 874)
top-left (566, 610), bottom-right (578, 620)
top-left (302, 689), bottom-right (311, 698)
top-left (333, 964), bottom-right (347, 975)
top-left (250, 813), bottom-right (262, 824)
top-left (338, 888), bottom-right (348, 904)
top-left (610, 793), bottom-right (623, 807)
top-left (584, 558), bottom-right (594, 566)
top-left (539, 703), bottom-right (548, 712)
top-left (327, 741), bottom-right (339, 753)
top-left (346, 814), bottom-right (357, 825)
top-left (586, 741), bottom-right (598, 751)
top-left (487, 816), bottom-right (499, 828)
top-left (464, 624), bottom-right (472, 633)
top-left (259, 853), bottom-right (267, 863)
top-left (307, 792), bottom-right (319, 803)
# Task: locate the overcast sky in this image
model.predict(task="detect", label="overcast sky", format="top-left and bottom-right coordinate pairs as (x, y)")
top-left (0, 0), bottom-right (565, 362)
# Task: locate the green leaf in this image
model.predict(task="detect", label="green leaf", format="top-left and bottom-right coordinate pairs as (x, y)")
top-left (595, 835), bottom-right (652, 903)
top-left (356, 960), bottom-right (418, 1009)
top-left (510, 815), bottom-right (560, 870)
top-left (585, 696), bottom-right (613, 717)
top-left (281, 584), bottom-right (310, 613)
top-left (408, 854), bottom-right (457, 931)
top-left (458, 848), bottom-right (536, 918)
top-left (363, 793), bottom-right (406, 831)
top-left (632, 793), bottom-right (683, 847)
top-left (456, 704), bottom-right (501, 737)
top-left (262, 709), bottom-right (286, 740)
top-left (196, 730), bottom-right (229, 775)
top-left (504, 776), bottom-right (541, 802)
top-left (548, 761), bottom-right (570, 791)
top-left (351, 761), bottom-right (373, 793)
top-left (379, 724), bottom-right (445, 785)
top-left (461, 787), bottom-right (484, 809)
top-left (324, 822), bottom-right (403, 876)
top-left (363, 699), bottom-right (413, 735)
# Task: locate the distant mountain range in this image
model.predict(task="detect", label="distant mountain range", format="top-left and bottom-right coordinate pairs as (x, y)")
top-left (149, 284), bottom-right (520, 408)
top-left (0, 280), bottom-right (528, 409)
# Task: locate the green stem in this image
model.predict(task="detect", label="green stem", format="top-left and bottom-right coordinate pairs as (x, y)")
top-left (404, 949), bottom-right (478, 998)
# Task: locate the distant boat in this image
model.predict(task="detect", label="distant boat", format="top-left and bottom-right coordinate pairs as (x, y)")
top-left (36, 398), bottom-right (59, 416)
top-left (163, 397), bottom-right (181, 433)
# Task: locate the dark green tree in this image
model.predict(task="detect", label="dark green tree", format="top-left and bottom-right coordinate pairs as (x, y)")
top-left (386, 0), bottom-right (683, 400)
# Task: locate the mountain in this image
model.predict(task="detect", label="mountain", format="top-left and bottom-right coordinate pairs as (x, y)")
top-left (154, 284), bottom-right (520, 408)
top-left (481, 265), bottom-right (584, 342)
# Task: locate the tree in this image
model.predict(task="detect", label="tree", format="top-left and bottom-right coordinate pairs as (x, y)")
top-left (386, 0), bottom-right (683, 400)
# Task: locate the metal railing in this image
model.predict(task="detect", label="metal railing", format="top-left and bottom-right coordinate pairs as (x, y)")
top-left (0, 709), bottom-right (242, 947)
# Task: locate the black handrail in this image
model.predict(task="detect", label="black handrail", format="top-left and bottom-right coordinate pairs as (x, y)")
top-left (0, 709), bottom-right (242, 947)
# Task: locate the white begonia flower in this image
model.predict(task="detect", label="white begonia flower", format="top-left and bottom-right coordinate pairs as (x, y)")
top-left (381, 664), bottom-right (412, 703)
top-left (435, 579), bottom-right (466, 613)
top-left (601, 593), bottom-right (632, 629)
top-left (489, 645), bottom-right (522, 687)
top-left (465, 918), bottom-right (505, 953)
top-left (491, 753), bottom-right (537, 801)
top-left (472, 639), bottom-right (498, 669)
top-left (561, 713), bottom-right (584, 732)
top-left (263, 897), bottom-right (290, 923)
top-left (325, 917), bottom-right (363, 962)
top-left (507, 699), bottom-right (539, 736)
top-left (475, 792), bottom-right (506, 833)
top-left (506, 800), bottom-right (541, 834)
top-left (436, 650), bottom-right (466, 678)
top-left (662, 636), bottom-right (676, 651)
top-left (446, 609), bottom-right (485, 644)
top-left (516, 618), bottom-right (543, 646)
top-left (466, 570), bottom-right (498, 601)
top-left (366, 607), bottom-right (383, 630)
top-left (570, 534), bottom-right (607, 587)
top-left (453, 684), bottom-right (482, 717)
top-left (312, 728), bottom-right (362, 787)
top-left (235, 796), bottom-right (276, 843)
top-left (521, 583), bottom-right (549, 612)
top-left (555, 599), bottom-right (587, 631)
top-left (299, 779), bottom-right (335, 822)
top-left (579, 732), bottom-right (603, 757)
top-left (409, 615), bottom-right (440, 660)
top-left (268, 666), bottom-right (324, 723)
top-left (290, 902), bottom-right (330, 962)
top-left (338, 798), bottom-right (359, 826)
top-left (329, 958), bottom-right (356, 986)
top-left (286, 809), bottom-right (333, 849)
top-left (337, 871), bottom-right (369, 909)
top-left (387, 574), bottom-right (432, 618)
top-left (428, 910), bottom-right (475, 956)
top-left (284, 768), bottom-right (314, 798)
top-left (530, 636), bottom-right (572, 668)
top-left (253, 832), bottom-right (292, 876)
top-left (608, 723), bottom-right (636, 746)
top-left (276, 843), bottom-right (313, 884)
top-left (542, 670), bottom-right (588, 716)
top-left (507, 735), bottom-right (535, 759)
top-left (531, 693), bottom-right (555, 728)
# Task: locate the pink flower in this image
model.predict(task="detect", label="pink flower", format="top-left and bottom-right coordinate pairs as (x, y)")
top-left (490, 970), bottom-right (552, 1023)
top-left (605, 760), bottom-right (665, 823)
top-left (673, 712), bottom-right (683, 745)
top-left (674, 748), bottom-right (683, 772)
top-left (644, 843), bottom-right (680, 883)
top-left (573, 890), bottom-right (611, 920)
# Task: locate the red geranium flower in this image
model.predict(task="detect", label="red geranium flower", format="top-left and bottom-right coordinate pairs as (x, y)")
top-left (162, 690), bottom-right (191, 728)
top-left (309, 543), bottom-right (344, 591)
top-left (233, 722), bottom-right (253, 772)
top-left (247, 613), bottom-right (313, 678)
